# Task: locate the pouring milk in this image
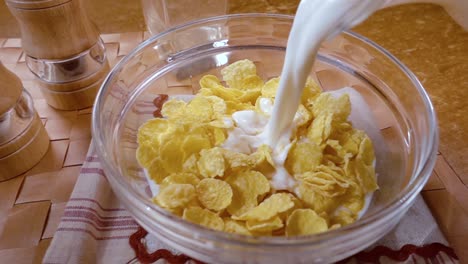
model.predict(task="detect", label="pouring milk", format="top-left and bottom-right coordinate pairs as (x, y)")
top-left (221, 0), bottom-right (384, 191)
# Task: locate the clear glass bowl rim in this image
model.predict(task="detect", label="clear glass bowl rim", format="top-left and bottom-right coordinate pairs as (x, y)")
top-left (92, 13), bottom-right (439, 246)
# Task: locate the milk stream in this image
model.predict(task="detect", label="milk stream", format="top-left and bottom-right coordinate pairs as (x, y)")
top-left (265, 0), bottom-right (383, 147)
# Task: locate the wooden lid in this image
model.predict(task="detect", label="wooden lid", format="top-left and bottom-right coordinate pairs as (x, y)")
top-left (5, 0), bottom-right (71, 9)
top-left (0, 62), bottom-right (23, 116)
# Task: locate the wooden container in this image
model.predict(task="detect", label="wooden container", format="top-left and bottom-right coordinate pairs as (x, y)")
top-left (0, 62), bottom-right (49, 181)
top-left (5, 0), bottom-right (110, 110)
top-left (5, 0), bottom-right (99, 60)
top-left (37, 61), bottom-right (110, 110)
top-left (38, 72), bottom-right (106, 110)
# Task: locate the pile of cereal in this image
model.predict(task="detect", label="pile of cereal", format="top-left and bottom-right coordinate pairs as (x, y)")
top-left (136, 59), bottom-right (378, 236)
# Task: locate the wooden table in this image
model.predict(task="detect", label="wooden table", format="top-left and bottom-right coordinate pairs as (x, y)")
top-left (0, 3), bottom-right (467, 263)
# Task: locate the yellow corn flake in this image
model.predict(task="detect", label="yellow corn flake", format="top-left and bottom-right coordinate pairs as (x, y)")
top-left (159, 138), bottom-right (185, 173)
top-left (298, 183), bottom-right (341, 214)
top-left (295, 104), bottom-right (312, 127)
top-left (223, 218), bottom-right (252, 236)
top-left (160, 173), bottom-right (200, 189)
top-left (197, 148), bottom-right (225, 178)
top-left (357, 136), bottom-right (375, 166)
top-left (163, 207), bottom-right (184, 217)
top-left (206, 95), bottom-right (227, 118)
top-left (311, 93), bottom-right (351, 123)
top-left (325, 140), bottom-right (348, 162)
top-left (344, 153), bottom-right (378, 193)
top-left (225, 100), bottom-right (255, 114)
top-left (212, 127), bottom-right (227, 145)
top-left (338, 128), bottom-right (366, 156)
top-left (298, 170), bottom-right (349, 198)
top-left (222, 149), bottom-right (257, 170)
top-left (227, 170), bottom-right (271, 197)
top-left (186, 96), bottom-right (216, 122)
top-left (355, 159), bottom-right (378, 193)
top-left (278, 194), bottom-right (304, 222)
top-left (285, 141), bottom-right (322, 175)
top-left (226, 170), bottom-right (270, 216)
top-left (221, 59), bottom-right (263, 89)
top-left (154, 184), bottom-right (195, 209)
top-left (330, 224), bottom-right (342, 230)
top-left (199, 75), bottom-right (226, 90)
top-left (235, 193), bottom-right (294, 221)
top-left (226, 186), bottom-right (256, 218)
top-left (137, 118), bottom-right (170, 145)
top-left (331, 207), bottom-right (357, 226)
top-left (301, 77), bottom-right (322, 105)
top-left (136, 144), bottom-right (158, 168)
top-left (196, 178), bottom-right (233, 211)
top-left (341, 185), bottom-right (365, 215)
top-left (307, 112), bottom-right (334, 145)
top-left (250, 144), bottom-right (275, 170)
top-left (199, 86), bottom-right (243, 102)
top-left (209, 119), bottom-right (231, 129)
top-left (182, 154), bottom-right (199, 174)
top-left (286, 209), bottom-right (328, 236)
top-left (161, 99), bottom-right (187, 119)
top-left (147, 158), bottom-right (169, 183)
top-left (181, 134), bottom-right (212, 158)
top-left (238, 89), bottom-right (262, 104)
top-left (261, 77), bottom-right (279, 98)
top-left (246, 216), bottom-right (284, 232)
top-left (182, 207), bottom-right (224, 231)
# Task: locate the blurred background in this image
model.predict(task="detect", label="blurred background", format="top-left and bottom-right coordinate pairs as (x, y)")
top-left (0, 0), bottom-right (302, 37)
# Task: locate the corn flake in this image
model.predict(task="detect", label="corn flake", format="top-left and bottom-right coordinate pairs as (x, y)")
top-left (183, 207), bottom-right (224, 231)
top-left (147, 158), bottom-right (169, 183)
top-left (160, 173), bottom-right (200, 189)
top-left (161, 100), bottom-right (187, 119)
top-left (221, 59), bottom-right (263, 89)
top-left (246, 216), bottom-right (284, 233)
top-left (285, 141), bottom-right (322, 175)
top-left (298, 183), bottom-right (341, 214)
top-left (286, 209), bottom-right (328, 236)
top-left (182, 154), bottom-right (199, 174)
top-left (196, 178), bottom-right (233, 211)
top-left (154, 184), bottom-right (195, 209)
top-left (226, 170), bottom-right (270, 216)
top-left (197, 148), bottom-right (225, 178)
top-left (311, 93), bottom-right (350, 123)
top-left (235, 193), bottom-right (294, 221)
top-left (223, 218), bottom-right (252, 236)
top-left (261, 77), bottom-right (279, 98)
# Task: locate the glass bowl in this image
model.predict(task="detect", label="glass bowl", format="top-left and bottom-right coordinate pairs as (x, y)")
top-left (92, 14), bottom-right (438, 263)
